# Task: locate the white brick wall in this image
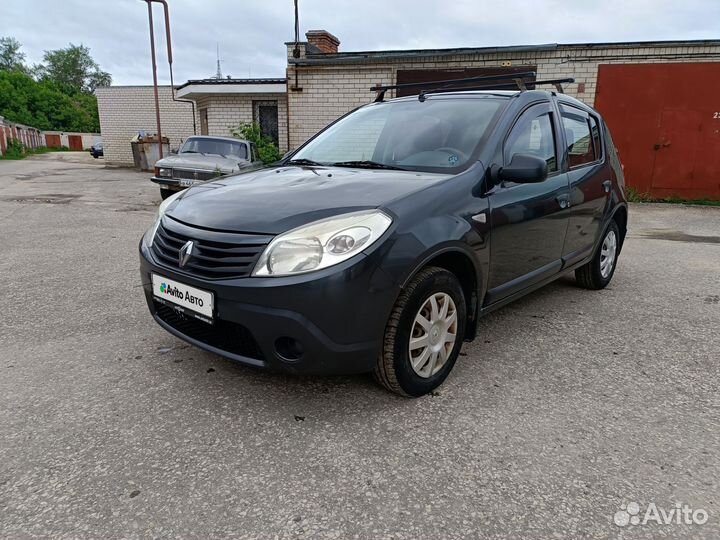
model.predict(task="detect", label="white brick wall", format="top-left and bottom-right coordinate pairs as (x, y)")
top-left (96, 86), bottom-right (195, 166)
top-left (286, 42), bottom-right (720, 149)
top-left (195, 94), bottom-right (288, 152)
top-left (97, 87), bottom-right (289, 165)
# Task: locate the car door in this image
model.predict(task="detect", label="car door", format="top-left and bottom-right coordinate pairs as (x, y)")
top-left (558, 103), bottom-right (611, 263)
top-left (485, 101), bottom-right (570, 304)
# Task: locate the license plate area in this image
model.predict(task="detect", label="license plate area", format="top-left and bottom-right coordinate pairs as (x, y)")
top-left (152, 274), bottom-right (214, 324)
top-left (178, 178), bottom-right (197, 187)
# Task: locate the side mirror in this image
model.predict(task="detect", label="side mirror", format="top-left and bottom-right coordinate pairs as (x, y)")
top-left (497, 154), bottom-right (548, 184)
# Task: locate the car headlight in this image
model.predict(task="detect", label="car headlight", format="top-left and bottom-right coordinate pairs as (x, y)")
top-left (143, 190), bottom-right (184, 248)
top-left (252, 210), bottom-right (392, 277)
top-left (154, 166), bottom-right (173, 178)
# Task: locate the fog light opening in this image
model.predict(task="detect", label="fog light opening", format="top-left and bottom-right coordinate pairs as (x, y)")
top-left (275, 337), bottom-right (304, 362)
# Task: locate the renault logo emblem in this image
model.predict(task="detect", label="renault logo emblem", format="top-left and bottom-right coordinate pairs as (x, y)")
top-left (178, 240), bottom-right (194, 268)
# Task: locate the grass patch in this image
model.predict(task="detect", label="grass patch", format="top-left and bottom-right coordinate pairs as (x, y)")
top-left (625, 186), bottom-right (720, 207)
top-left (1, 142), bottom-right (71, 160)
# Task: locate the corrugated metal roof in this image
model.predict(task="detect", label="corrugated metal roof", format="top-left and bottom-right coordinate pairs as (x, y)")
top-left (288, 39), bottom-right (720, 65)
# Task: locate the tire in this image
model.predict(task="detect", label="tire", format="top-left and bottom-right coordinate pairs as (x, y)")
top-left (374, 266), bottom-right (466, 397)
top-left (160, 187), bottom-right (174, 200)
top-left (575, 220), bottom-right (620, 290)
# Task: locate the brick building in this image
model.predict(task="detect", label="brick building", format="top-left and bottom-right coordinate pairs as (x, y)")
top-left (286, 32), bottom-right (720, 199)
top-left (96, 81), bottom-right (288, 166)
top-left (96, 86), bottom-right (195, 166)
top-left (176, 79), bottom-right (287, 151)
top-left (96, 31), bottom-right (720, 197)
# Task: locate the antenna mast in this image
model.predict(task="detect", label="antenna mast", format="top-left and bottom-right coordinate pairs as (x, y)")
top-left (215, 43), bottom-right (223, 79)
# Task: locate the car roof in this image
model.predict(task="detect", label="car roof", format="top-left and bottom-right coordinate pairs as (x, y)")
top-left (382, 89), bottom-right (598, 115)
top-left (186, 135), bottom-right (248, 144)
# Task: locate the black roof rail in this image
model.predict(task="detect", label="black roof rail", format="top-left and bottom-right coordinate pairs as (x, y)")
top-left (370, 73), bottom-right (574, 102)
top-left (416, 77), bottom-right (576, 100)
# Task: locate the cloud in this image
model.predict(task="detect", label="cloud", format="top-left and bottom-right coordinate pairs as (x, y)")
top-left (3, 0), bottom-right (718, 85)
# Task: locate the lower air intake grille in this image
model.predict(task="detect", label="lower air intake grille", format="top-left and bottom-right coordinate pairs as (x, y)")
top-left (155, 302), bottom-right (265, 361)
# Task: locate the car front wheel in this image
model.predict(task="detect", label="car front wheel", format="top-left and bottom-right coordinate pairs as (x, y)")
top-left (374, 266), bottom-right (466, 397)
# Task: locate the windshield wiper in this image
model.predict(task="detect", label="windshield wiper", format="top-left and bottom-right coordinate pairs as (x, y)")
top-left (182, 150), bottom-right (206, 156)
top-left (331, 160), bottom-right (406, 170)
top-left (287, 158), bottom-right (324, 167)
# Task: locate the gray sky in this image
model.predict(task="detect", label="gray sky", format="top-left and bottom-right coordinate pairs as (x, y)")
top-left (3, 0), bottom-right (719, 85)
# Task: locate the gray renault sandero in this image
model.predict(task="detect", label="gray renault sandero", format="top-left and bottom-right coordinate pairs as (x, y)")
top-left (139, 72), bottom-right (628, 397)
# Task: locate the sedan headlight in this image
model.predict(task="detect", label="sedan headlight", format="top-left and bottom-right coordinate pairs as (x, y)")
top-left (252, 210), bottom-right (392, 277)
top-left (154, 166), bottom-right (173, 178)
top-left (143, 190), bottom-right (183, 247)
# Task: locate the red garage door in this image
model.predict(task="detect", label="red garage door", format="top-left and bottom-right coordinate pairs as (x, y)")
top-left (595, 63), bottom-right (720, 200)
top-left (46, 134), bottom-right (61, 148)
top-left (68, 135), bottom-right (83, 151)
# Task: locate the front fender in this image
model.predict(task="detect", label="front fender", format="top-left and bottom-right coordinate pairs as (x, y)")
top-left (374, 214), bottom-right (487, 341)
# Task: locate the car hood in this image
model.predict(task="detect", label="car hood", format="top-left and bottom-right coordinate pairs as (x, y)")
top-left (155, 154), bottom-right (247, 172)
top-left (165, 165), bottom-right (452, 234)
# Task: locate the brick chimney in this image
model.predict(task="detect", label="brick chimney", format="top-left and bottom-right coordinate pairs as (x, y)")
top-left (305, 30), bottom-right (340, 54)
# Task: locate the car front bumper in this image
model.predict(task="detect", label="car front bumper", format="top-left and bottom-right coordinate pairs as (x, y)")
top-left (139, 242), bottom-right (399, 375)
top-left (150, 176), bottom-right (195, 189)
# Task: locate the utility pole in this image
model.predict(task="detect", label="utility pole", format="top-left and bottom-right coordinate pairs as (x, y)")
top-left (145, 0), bottom-right (163, 159)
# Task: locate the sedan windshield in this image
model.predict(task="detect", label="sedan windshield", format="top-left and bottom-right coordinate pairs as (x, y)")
top-left (181, 138), bottom-right (247, 160)
top-left (291, 96), bottom-right (505, 173)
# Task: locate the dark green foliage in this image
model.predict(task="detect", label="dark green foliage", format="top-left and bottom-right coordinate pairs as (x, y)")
top-left (0, 38), bottom-right (109, 132)
top-left (0, 37), bottom-right (26, 72)
top-left (2, 138), bottom-right (25, 159)
top-left (35, 43), bottom-right (111, 94)
top-left (0, 70), bottom-right (100, 132)
top-left (230, 122), bottom-right (282, 164)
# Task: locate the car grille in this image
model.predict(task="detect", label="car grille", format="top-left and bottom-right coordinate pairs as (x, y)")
top-left (154, 302), bottom-right (265, 360)
top-left (172, 168), bottom-right (219, 182)
top-left (151, 218), bottom-right (271, 279)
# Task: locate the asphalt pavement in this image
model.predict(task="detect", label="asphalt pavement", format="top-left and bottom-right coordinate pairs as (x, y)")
top-left (1, 152), bottom-right (718, 539)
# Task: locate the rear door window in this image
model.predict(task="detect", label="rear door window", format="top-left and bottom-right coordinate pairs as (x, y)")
top-left (560, 105), bottom-right (597, 168)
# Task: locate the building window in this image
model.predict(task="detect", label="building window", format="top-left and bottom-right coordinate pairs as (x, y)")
top-left (253, 101), bottom-right (279, 145)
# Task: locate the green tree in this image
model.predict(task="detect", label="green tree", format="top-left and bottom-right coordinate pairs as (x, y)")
top-left (0, 70), bottom-right (101, 132)
top-left (0, 39), bottom-right (107, 132)
top-left (230, 122), bottom-right (281, 164)
top-left (35, 43), bottom-right (111, 94)
top-left (0, 36), bottom-right (26, 72)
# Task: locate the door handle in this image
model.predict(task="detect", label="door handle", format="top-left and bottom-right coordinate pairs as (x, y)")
top-left (556, 194), bottom-right (570, 209)
top-left (602, 180), bottom-right (612, 193)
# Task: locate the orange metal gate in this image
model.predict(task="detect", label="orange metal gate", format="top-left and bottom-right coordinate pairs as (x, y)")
top-left (46, 134), bottom-right (61, 148)
top-left (595, 63), bottom-right (720, 200)
top-left (68, 135), bottom-right (83, 151)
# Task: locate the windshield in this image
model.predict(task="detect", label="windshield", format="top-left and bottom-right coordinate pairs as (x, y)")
top-left (180, 137), bottom-right (247, 159)
top-left (291, 96), bottom-right (505, 173)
